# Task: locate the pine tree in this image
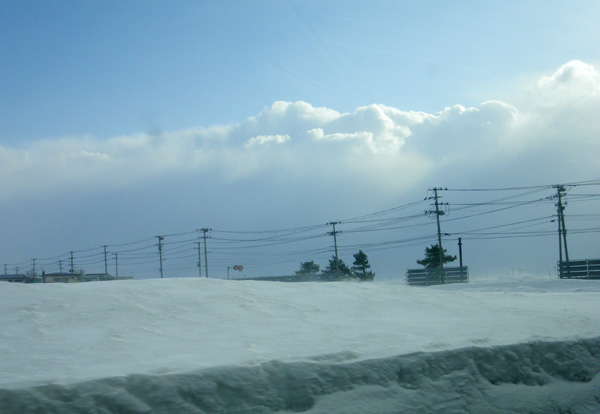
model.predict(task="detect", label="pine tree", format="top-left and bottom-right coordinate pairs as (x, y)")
top-left (416, 244), bottom-right (456, 269)
top-left (322, 256), bottom-right (352, 280)
top-left (351, 250), bottom-right (375, 281)
top-left (295, 261), bottom-right (320, 275)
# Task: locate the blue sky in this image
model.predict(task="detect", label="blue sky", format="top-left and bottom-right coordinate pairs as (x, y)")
top-left (1, 1), bottom-right (599, 279)
top-left (3, 1), bottom-right (598, 142)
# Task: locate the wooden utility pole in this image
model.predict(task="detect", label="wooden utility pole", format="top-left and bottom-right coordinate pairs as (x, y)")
top-left (196, 241), bottom-right (202, 278)
top-left (114, 253), bottom-right (119, 280)
top-left (327, 222), bottom-right (341, 279)
top-left (103, 245), bottom-right (108, 276)
top-left (199, 228), bottom-right (211, 278)
top-left (426, 188), bottom-right (447, 282)
top-left (157, 236), bottom-right (164, 278)
top-left (555, 185), bottom-right (570, 277)
top-left (433, 188), bottom-right (444, 272)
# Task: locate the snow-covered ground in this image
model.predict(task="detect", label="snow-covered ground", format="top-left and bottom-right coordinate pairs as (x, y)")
top-left (1, 277), bottom-right (599, 413)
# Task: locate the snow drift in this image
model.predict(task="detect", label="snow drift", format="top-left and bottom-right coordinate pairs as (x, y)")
top-left (1, 277), bottom-right (599, 413)
top-left (2, 337), bottom-right (600, 413)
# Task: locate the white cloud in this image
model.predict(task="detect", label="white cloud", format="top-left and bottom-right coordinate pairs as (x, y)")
top-left (79, 151), bottom-right (110, 160)
top-left (0, 61), bottom-right (599, 203)
top-left (506, 61), bottom-right (600, 163)
top-left (245, 134), bottom-right (291, 147)
top-left (537, 60), bottom-right (599, 92)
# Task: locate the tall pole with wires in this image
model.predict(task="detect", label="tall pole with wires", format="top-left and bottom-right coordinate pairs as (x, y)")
top-left (458, 237), bottom-right (463, 268)
top-left (196, 241), bottom-right (202, 278)
top-left (434, 188), bottom-right (444, 271)
top-left (200, 228), bottom-right (211, 278)
top-left (157, 236), bottom-right (164, 279)
top-left (113, 253), bottom-right (119, 280)
top-left (426, 187), bottom-right (447, 283)
top-left (554, 185), bottom-right (570, 277)
top-left (103, 245), bottom-right (108, 276)
top-left (327, 222), bottom-right (341, 279)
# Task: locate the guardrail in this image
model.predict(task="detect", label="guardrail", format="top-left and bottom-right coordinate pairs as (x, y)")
top-left (558, 259), bottom-right (600, 279)
top-left (406, 266), bottom-right (469, 286)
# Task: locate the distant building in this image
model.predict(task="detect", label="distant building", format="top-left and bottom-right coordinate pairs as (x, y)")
top-left (2, 271), bottom-right (133, 283)
top-left (42, 272), bottom-right (80, 283)
top-left (81, 273), bottom-right (115, 282)
top-left (0, 273), bottom-right (28, 283)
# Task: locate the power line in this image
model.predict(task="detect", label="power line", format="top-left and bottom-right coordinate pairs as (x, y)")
top-left (5, 180), bottom-right (600, 278)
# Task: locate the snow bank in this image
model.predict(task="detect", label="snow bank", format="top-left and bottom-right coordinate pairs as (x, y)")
top-left (1, 278), bottom-right (599, 413)
top-left (1, 338), bottom-right (599, 413)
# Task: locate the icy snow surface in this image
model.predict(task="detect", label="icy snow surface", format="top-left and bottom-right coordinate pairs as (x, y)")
top-left (1, 277), bottom-right (599, 413)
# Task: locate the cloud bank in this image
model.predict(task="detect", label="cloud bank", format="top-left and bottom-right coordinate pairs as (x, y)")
top-left (2, 60), bottom-right (599, 203)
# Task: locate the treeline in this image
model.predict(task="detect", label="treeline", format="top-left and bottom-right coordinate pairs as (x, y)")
top-left (295, 250), bottom-right (374, 281)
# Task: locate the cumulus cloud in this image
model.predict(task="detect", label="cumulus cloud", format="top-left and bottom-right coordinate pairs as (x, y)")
top-left (503, 61), bottom-right (600, 173)
top-left (1, 61), bottom-right (599, 203)
top-left (537, 60), bottom-right (599, 92)
top-left (245, 134), bottom-right (291, 147)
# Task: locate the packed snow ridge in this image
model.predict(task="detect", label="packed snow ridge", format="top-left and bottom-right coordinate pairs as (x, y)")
top-left (1, 277), bottom-right (599, 413)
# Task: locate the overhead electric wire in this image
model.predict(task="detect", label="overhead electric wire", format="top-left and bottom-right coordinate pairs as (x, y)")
top-left (340, 199), bottom-right (428, 224)
top-left (212, 222), bottom-right (328, 235)
top-left (6, 180), bottom-right (600, 277)
top-left (445, 184), bottom-right (552, 192)
top-left (449, 215), bottom-right (555, 236)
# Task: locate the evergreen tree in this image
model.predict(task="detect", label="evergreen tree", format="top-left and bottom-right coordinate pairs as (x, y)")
top-left (416, 244), bottom-right (457, 269)
top-left (322, 256), bottom-right (352, 280)
top-left (295, 260), bottom-right (320, 275)
top-left (351, 250), bottom-right (375, 281)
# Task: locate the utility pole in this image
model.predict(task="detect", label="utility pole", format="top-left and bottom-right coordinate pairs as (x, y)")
top-left (426, 187), bottom-right (448, 282)
top-left (32, 258), bottom-right (36, 277)
top-left (157, 236), bottom-right (164, 278)
top-left (327, 222), bottom-right (341, 279)
top-left (103, 245), bottom-right (108, 276)
top-left (199, 228), bottom-right (211, 278)
top-left (58, 260), bottom-right (63, 273)
top-left (195, 241), bottom-right (202, 278)
top-left (433, 188), bottom-right (444, 272)
top-left (554, 185), bottom-right (570, 277)
top-left (70, 252), bottom-right (74, 273)
top-left (458, 237), bottom-right (464, 280)
top-left (557, 209), bottom-right (563, 264)
top-left (113, 253), bottom-right (119, 280)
